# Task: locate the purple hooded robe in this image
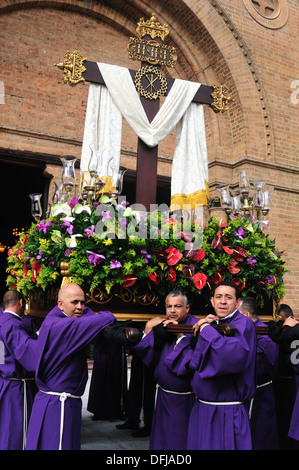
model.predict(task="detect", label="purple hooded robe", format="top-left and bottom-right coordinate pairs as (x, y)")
top-left (249, 317), bottom-right (279, 449)
top-left (25, 305), bottom-right (115, 450)
top-left (165, 310), bottom-right (256, 450)
top-left (0, 311), bottom-right (38, 450)
top-left (132, 313), bottom-right (198, 450)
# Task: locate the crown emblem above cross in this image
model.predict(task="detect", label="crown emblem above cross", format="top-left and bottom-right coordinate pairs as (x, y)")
top-left (55, 14), bottom-right (232, 210)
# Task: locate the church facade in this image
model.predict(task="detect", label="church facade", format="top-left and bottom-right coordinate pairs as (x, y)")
top-left (0, 1), bottom-right (298, 311)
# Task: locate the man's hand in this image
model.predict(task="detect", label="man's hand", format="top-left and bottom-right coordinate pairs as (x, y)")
top-left (144, 316), bottom-right (164, 335)
top-left (193, 314), bottom-right (217, 335)
top-left (283, 316), bottom-right (299, 327)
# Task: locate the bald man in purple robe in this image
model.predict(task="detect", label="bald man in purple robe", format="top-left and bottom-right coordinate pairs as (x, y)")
top-left (132, 290), bottom-right (198, 450)
top-left (166, 281), bottom-right (257, 450)
top-left (0, 290), bottom-right (38, 450)
top-left (25, 283), bottom-right (116, 450)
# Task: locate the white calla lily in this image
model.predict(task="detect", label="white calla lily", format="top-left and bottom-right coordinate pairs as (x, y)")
top-left (73, 204), bottom-right (91, 215)
top-left (65, 234), bottom-right (83, 248)
top-left (52, 203), bottom-right (72, 217)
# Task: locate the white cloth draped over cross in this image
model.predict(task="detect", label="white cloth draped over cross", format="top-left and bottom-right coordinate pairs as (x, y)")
top-left (81, 62), bottom-right (209, 209)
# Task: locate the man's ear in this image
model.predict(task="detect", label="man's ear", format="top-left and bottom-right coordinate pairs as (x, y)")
top-left (210, 297), bottom-right (215, 309)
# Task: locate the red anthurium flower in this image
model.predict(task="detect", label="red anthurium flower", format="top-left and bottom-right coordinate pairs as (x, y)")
top-left (223, 246), bottom-right (234, 255)
top-left (182, 264), bottom-right (195, 280)
top-left (149, 272), bottom-right (160, 285)
top-left (227, 259), bottom-right (241, 274)
top-left (16, 247), bottom-right (25, 261)
top-left (234, 247), bottom-right (248, 258)
top-left (218, 221), bottom-right (228, 227)
top-left (180, 231), bottom-right (193, 243)
top-left (31, 259), bottom-right (42, 282)
top-left (167, 267), bottom-right (176, 282)
top-left (23, 263), bottom-right (28, 278)
top-left (209, 269), bottom-right (224, 285)
top-left (165, 246), bottom-right (183, 266)
top-left (184, 248), bottom-right (206, 261)
top-left (121, 274), bottom-right (137, 287)
top-left (231, 277), bottom-right (247, 291)
top-left (211, 231), bottom-right (223, 251)
top-left (193, 272), bottom-right (207, 290)
top-left (20, 234), bottom-right (28, 246)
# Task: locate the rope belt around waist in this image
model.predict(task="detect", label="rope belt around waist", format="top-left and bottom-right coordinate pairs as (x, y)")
top-left (196, 398), bottom-right (243, 406)
top-left (155, 384), bottom-right (193, 407)
top-left (249, 380), bottom-right (273, 419)
top-left (157, 383), bottom-right (193, 396)
top-left (40, 390), bottom-right (81, 450)
top-left (7, 377), bottom-right (35, 449)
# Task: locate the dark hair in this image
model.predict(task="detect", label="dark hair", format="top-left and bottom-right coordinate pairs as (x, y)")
top-left (239, 296), bottom-right (257, 317)
top-left (212, 281), bottom-right (241, 299)
top-left (278, 304), bottom-right (293, 318)
top-left (3, 289), bottom-right (23, 308)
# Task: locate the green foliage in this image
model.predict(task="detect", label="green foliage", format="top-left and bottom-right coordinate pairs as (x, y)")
top-left (5, 199), bottom-right (287, 306)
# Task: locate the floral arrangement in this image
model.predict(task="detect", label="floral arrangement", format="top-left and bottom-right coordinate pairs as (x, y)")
top-left (6, 198), bottom-right (287, 307)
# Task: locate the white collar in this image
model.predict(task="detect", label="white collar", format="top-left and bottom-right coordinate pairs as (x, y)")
top-left (217, 308), bottom-right (238, 323)
top-left (4, 310), bottom-right (21, 319)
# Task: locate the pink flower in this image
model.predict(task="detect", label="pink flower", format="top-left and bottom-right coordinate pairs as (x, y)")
top-left (86, 251), bottom-right (106, 266)
top-left (110, 259), bottom-right (122, 269)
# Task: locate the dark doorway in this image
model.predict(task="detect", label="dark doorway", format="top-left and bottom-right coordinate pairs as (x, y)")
top-left (0, 159), bottom-right (50, 302)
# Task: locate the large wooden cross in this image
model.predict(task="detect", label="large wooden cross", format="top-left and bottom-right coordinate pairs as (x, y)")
top-left (56, 16), bottom-right (231, 210)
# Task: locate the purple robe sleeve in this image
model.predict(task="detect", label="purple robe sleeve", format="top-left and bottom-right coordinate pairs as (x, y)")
top-left (189, 322), bottom-right (254, 377)
top-left (0, 316), bottom-right (38, 372)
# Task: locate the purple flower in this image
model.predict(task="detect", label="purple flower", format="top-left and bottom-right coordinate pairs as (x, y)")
top-left (36, 249), bottom-right (43, 260)
top-left (102, 211), bottom-right (111, 221)
top-left (84, 225), bottom-right (95, 238)
top-left (65, 249), bottom-right (73, 256)
top-left (36, 220), bottom-right (52, 234)
top-left (86, 251), bottom-right (106, 266)
top-left (141, 249), bottom-right (151, 264)
top-left (234, 227), bottom-right (246, 240)
top-left (61, 218), bottom-right (74, 235)
top-left (247, 256), bottom-right (257, 268)
top-left (110, 259), bottom-right (122, 269)
top-left (69, 197), bottom-right (80, 209)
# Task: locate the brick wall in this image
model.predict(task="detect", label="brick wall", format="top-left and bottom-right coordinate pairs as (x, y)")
top-left (0, 0), bottom-right (298, 311)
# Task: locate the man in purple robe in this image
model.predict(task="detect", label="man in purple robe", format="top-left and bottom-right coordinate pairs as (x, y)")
top-left (268, 315), bottom-right (299, 446)
top-left (166, 281), bottom-right (257, 450)
top-left (132, 290), bottom-right (198, 450)
top-left (0, 290), bottom-right (39, 450)
top-left (239, 296), bottom-right (279, 449)
top-left (25, 283), bottom-right (117, 450)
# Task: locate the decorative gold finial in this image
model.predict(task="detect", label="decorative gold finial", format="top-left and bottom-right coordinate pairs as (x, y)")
top-left (136, 14), bottom-right (169, 41)
top-left (55, 50), bottom-right (86, 87)
top-left (211, 85), bottom-right (233, 113)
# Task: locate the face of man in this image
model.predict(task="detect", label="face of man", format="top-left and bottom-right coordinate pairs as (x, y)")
top-left (165, 295), bottom-right (189, 323)
top-left (58, 285), bottom-right (86, 318)
top-left (210, 285), bottom-right (240, 319)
